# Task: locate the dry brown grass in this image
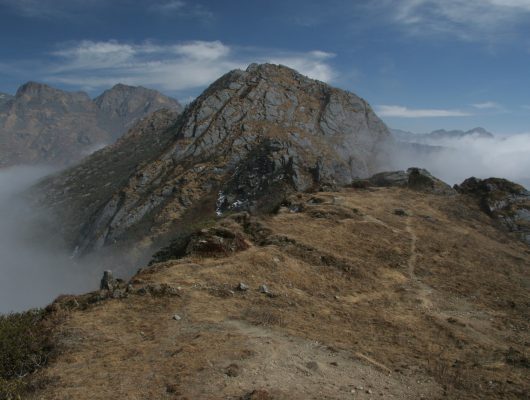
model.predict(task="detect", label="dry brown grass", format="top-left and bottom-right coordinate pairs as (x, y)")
top-left (28, 187), bottom-right (529, 399)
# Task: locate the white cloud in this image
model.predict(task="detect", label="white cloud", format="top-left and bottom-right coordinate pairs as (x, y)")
top-left (390, 132), bottom-right (530, 187)
top-left (386, 0), bottom-right (530, 41)
top-left (41, 40), bottom-right (336, 93)
top-left (377, 105), bottom-right (472, 118)
top-left (471, 101), bottom-right (501, 109)
top-left (0, 0), bottom-right (214, 20)
top-left (171, 41), bottom-right (231, 61)
top-left (151, 0), bottom-right (186, 12)
top-left (149, 0), bottom-right (213, 20)
top-left (265, 51), bottom-right (336, 82)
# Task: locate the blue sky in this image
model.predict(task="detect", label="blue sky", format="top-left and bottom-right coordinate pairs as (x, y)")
top-left (0, 0), bottom-right (529, 134)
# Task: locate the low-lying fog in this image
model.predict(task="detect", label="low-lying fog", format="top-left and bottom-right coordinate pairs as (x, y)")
top-left (389, 133), bottom-right (530, 189)
top-left (0, 166), bottom-right (108, 314)
top-left (1, 132), bottom-right (529, 314)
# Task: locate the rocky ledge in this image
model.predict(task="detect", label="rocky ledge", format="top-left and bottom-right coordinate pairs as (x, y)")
top-left (455, 177), bottom-right (530, 244)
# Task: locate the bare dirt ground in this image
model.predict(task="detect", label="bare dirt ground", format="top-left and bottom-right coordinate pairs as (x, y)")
top-left (30, 187), bottom-right (529, 399)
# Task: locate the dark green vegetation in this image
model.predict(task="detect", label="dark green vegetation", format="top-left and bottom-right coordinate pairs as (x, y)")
top-left (0, 310), bottom-right (56, 399)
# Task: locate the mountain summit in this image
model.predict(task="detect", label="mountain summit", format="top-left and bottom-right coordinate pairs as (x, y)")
top-left (0, 82), bottom-right (181, 167)
top-left (36, 63), bottom-right (391, 257)
top-left (95, 83), bottom-right (182, 132)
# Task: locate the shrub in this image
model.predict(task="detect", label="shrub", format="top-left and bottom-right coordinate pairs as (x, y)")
top-left (0, 309), bottom-right (55, 398)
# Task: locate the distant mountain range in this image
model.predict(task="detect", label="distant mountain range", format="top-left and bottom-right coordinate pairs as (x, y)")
top-left (391, 127), bottom-right (494, 144)
top-left (0, 92), bottom-right (13, 106)
top-left (0, 82), bottom-right (181, 167)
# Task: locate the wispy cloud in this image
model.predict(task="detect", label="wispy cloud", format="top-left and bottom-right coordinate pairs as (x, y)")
top-left (377, 105), bottom-right (472, 118)
top-left (149, 0), bottom-right (214, 20)
top-left (390, 132), bottom-right (530, 187)
top-left (0, 0), bottom-right (213, 20)
top-left (471, 101), bottom-right (502, 110)
top-left (35, 40), bottom-right (336, 93)
top-left (150, 0), bottom-right (185, 12)
top-left (0, 0), bottom-right (99, 18)
top-left (383, 0), bottom-right (530, 42)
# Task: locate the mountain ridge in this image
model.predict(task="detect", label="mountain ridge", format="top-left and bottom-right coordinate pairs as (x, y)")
top-left (0, 82), bottom-right (182, 167)
top-left (34, 63), bottom-right (391, 260)
top-left (391, 126), bottom-right (494, 143)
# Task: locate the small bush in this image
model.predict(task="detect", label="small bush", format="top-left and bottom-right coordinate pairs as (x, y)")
top-left (0, 377), bottom-right (27, 400)
top-left (0, 309), bottom-right (55, 398)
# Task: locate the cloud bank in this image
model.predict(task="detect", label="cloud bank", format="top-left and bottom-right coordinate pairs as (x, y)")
top-left (389, 132), bottom-right (530, 188)
top-left (377, 105), bottom-right (472, 118)
top-left (0, 167), bottom-right (111, 313)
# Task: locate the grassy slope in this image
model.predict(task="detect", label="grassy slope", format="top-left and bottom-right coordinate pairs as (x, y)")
top-left (29, 187), bottom-right (529, 400)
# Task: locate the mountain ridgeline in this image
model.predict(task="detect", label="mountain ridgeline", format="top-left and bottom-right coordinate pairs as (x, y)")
top-left (0, 82), bottom-right (182, 167)
top-left (35, 63), bottom-right (391, 258)
top-left (391, 127), bottom-right (494, 143)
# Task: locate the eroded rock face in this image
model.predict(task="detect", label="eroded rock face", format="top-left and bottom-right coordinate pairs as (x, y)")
top-left (0, 82), bottom-right (181, 167)
top-left (455, 177), bottom-right (530, 244)
top-left (36, 63), bottom-right (391, 255)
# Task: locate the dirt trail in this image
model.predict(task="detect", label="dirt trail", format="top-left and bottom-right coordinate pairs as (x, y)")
top-left (405, 213), bottom-right (434, 309)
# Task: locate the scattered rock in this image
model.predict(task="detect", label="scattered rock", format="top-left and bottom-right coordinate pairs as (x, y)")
top-left (240, 389), bottom-right (272, 400)
top-left (225, 363), bottom-right (240, 377)
top-left (165, 384), bottom-right (179, 394)
top-left (237, 282), bottom-right (249, 291)
top-left (133, 283), bottom-right (180, 297)
top-left (259, 284), bottom-right (270, 294)
top-left (173, 314), bottom-right (182, 321)
top-left (394, 208), bottom-right (409, 216)
top-left (306, 361), bottom-right (319, 371)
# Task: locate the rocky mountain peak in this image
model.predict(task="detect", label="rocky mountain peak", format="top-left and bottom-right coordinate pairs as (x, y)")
top-left (94, 83), bottom-right (182, 130)
top-left (0, 82), bottom-right (182, 167)
top-left (16, 81), bottom-right (55, 96)
top-left (36, 63), bottom-right (391, 255)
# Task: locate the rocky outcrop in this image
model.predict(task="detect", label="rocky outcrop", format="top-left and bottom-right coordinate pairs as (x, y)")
top-left (362, 167), bottom-right (455, 195)
top-left (35, 63), bottom-right (391, 256)
top-left (455, 177), bottom-right (530, 244)
top-left (0, 82), bottom-right (181, 167)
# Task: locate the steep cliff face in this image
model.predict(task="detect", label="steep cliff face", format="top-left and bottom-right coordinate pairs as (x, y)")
top-left (0, 82), bottom-right (181, 167)
top-left (36, 63), bottom-right (391, 255)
